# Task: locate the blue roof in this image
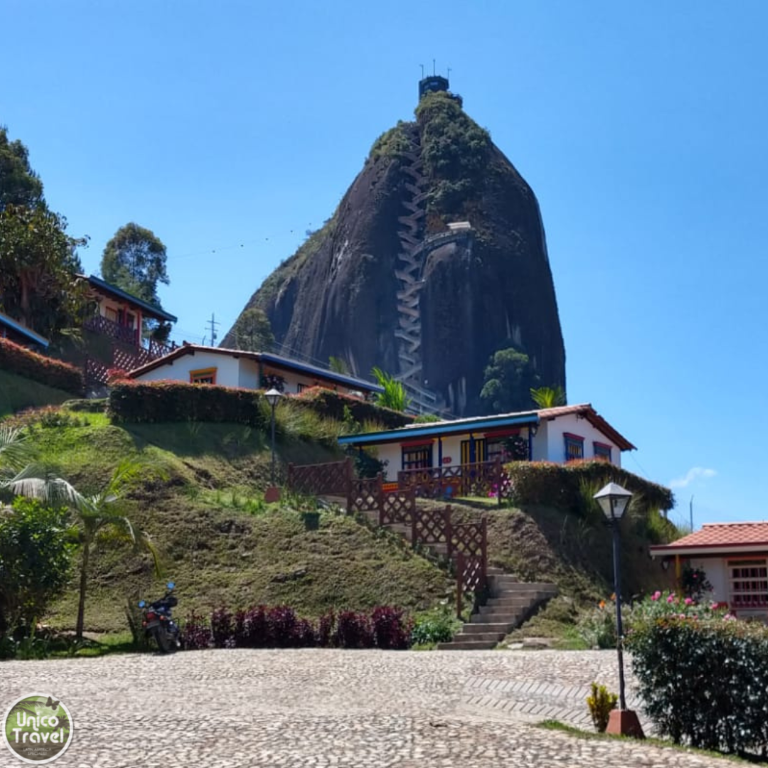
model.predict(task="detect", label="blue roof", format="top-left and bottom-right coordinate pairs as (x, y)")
top-left (0, 311), bottom-right (49, 348)
top-left (86, 275), bottom-right (177, 322)
top-left (259, 352), bottom-right (384, 393)
top-left (338, 411), bottom-right (539, 445)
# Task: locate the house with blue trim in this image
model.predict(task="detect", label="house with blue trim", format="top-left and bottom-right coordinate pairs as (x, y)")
top-left (338, 404), bottom-right (635, 482)
top-left (0, 310), bottom-right (49, 349)
top-left (126, 343), bottom-right (384, 398)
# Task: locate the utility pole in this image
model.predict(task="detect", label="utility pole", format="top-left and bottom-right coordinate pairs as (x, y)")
top-left (206, 314), bottom-right (220, 348)
top-left (689, 495), bottom-right (694, 532)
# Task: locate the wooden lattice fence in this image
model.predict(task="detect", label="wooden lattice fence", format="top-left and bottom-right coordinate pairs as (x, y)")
top-left (397, 459), bottom-right (508, 504)
top-left (287, 458), bottom-right (353, 497)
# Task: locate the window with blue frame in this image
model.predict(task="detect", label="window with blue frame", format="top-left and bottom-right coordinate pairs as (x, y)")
top-left (564, 433), bottom-right (584, 462)
top-left (593, 442), bottom-right (612, 463)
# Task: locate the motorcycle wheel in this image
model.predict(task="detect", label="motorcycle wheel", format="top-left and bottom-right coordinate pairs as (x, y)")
top-left (152, 627), bottom-right (173, 654)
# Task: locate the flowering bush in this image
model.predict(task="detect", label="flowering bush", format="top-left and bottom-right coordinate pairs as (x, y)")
top-left (0, 337), bottom-right (84, 395)
top-left (625, 591), bottom-right (766, 755)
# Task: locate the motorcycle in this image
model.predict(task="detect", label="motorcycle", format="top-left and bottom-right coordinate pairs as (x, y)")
top-left (138, 582), bottom-right (180, 653)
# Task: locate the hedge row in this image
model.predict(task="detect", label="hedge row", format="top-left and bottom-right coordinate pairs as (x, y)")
top-left (0, 337), bottom-right (84, 395)
top-left (109, 380), bottom-right (267, 427)
top-left (181, 604), bottom-right (412, 651)
top-left (293, 386), bottom-right (412, 429)
top-left (505, 460), bottom-right (674, 512)
top-left (627, 609), bottom-right (768, 755)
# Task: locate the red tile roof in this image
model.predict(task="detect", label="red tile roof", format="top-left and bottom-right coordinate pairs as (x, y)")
top-left (652, 522), bottom-right (768, 553)
top-left (537, 404), bottom-right (636, 452)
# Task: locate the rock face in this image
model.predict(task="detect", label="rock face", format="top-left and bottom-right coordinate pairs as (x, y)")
top-left (223, 84), bottom-right (565, 416)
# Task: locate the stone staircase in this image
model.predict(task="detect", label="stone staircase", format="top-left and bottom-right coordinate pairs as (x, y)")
top-left (437, 568), bottom-right (558, 650)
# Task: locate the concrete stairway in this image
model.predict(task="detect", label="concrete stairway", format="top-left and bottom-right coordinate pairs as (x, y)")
top-left (437, 568), bottom-right (558, 650)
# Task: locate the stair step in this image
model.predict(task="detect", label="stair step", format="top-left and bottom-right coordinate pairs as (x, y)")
top-left (437, 640), bottom-right (497, 650)
top-left (469, 613), bottom-right (522, 626)
top-left (479, 604), bottom-right (527, 616)
top-left (490, 579), bottom-right (557, 592)
top-left (462, 621), bottom-right (515, 633)
top-left (454, 631), bottom-right (506, 643)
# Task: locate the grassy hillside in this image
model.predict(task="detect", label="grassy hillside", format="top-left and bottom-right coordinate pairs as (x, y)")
top-left (15, 413), bottom-right (451, 633)
top-left (0, 369), bottom-right (71, 417)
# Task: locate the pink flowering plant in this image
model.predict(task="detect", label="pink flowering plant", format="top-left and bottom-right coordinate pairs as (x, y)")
top-left (627, 590), bottom-right (730, 624)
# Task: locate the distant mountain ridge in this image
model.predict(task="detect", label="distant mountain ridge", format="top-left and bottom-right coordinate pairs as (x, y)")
top-left (223, 81), bottom-right (565, 415)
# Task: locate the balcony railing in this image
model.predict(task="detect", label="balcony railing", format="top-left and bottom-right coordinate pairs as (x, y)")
top-left (84, 314), bottom-right (176, 363)
top-left (84, 315), bottom-right (139, 346)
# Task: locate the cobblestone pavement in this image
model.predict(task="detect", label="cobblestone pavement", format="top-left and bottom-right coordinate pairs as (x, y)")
top-left (1, 650), bottom-right (727, 767)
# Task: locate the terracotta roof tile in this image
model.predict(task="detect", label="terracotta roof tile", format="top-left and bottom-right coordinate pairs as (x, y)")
top-left (656, 522), bottom-right (768, 550)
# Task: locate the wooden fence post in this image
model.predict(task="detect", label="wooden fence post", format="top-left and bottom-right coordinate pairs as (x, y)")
top-left (411, 504), bottom-right (419, 550)
top-left (445, 505), bottom-right (453, 559)
top-left (377, 472), bottom-right (385, 526)
top-left (345, 457), bottom-right (354, 513)
top-left (456, 552), bottom-right (464, 618)
top-left (287, 463), bottom-right (294, 491)
top-left (481, 516), bottom-right (488, 590)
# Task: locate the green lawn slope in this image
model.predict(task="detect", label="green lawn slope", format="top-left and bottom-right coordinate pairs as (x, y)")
top-left (19, 415), bottom-right (451, 633)
top-left (0, 370), bottom-right (71, 417)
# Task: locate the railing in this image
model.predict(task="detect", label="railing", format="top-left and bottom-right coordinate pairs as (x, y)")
top-left (84, 315), bottom-right (138, 346)
top-left (84, 315), bottom-right (177, 363)
top-left (287, 458), bottom-right (354, 498)
top-left (285, 458), bottom-right (489, 617)
top-left (397, 459), bottom-right (509, 505)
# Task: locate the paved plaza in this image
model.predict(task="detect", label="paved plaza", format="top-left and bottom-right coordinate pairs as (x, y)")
top-left (2, 649), bottom-right (727, 767)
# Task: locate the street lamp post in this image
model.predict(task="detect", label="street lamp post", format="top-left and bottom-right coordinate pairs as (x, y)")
top-left (593, 481), bottom-right (644, 738)
top-left (265, 388), bottom-right (282, 485)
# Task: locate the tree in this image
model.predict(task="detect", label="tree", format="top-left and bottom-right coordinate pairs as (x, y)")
top-left (328, 356), bottom-right (350, 374)
top-left (232, 307), bottom-right (275, 352)
top-left (0, 205), bottom-right (89, 335)
top-left (101, 223), bottom-right (169, 306)
top-left (530, 385), bottom-right (566, 409)
top-left (7, 458), bottom-right (161, 639)
top-left (371, 367), bottom-right (411, 412)
top-left (0, 126), bottom-right (44, 209)
top-left (480, 346), bottom-right (539, 414)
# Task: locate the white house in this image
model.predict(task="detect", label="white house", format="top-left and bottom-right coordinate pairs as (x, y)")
top-left (337, 403), bottom-right (635, 482)
top-left (651, 523), bottom-right (768, 621)
top-left (126, 344), bottom-right (384, 398)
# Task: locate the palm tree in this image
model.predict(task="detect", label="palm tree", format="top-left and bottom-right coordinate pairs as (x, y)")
top-left (6, 458), bottom-right (160, 639)
top-left (371, 367), bottom-right (411, 412)
top-left (0, 425), bottom-right (33, 477)
top-left (530, 386), bottom-right (566, 409)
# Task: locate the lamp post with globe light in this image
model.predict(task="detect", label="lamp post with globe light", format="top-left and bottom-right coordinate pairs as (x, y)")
top-left (593, 481), bottom-right (645, 738)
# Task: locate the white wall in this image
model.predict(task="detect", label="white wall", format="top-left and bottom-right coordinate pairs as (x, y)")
top-left (238, 359), bottom-right (259, 389)
top-left (690, 557), bottom-right (728, 603)
top-left (539, 413), bottom-right (622, 467)
top-left (371, 442), bottom-right (404, 481)
top-left (135, 351), bottom-right (241, 386)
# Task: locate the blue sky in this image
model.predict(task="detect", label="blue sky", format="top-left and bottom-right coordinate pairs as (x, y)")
top-left (2, 1), bottom-right (767, 527)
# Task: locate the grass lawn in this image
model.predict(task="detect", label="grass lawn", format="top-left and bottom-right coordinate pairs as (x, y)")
top-left (0, 369), bottom-right (71, 417)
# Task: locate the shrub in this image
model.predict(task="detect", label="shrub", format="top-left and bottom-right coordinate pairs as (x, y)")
top-left (293, 387), bottom-right (412, 430)
top-left (210, 607), bottom-right (234, 648)
top-left (335, 610), bottom-right (373, 649)
top-left (6, 405), bottom-right (86, 431)
top-left (180, 611), bottom-right (211, 651)
top-left (371, 606), bottom-right (412, 650)
top-left (180, 604), bottom-right (413, 651)
top-left (0, 498), bottom-right (74, 635)
top-left (0, 337), bottom-right (83, 395)
top-left (625, 591), bottom-right (765, 755)
top-left (576, 602), bottom-right (618, 650)
top-left (504, 461), bottom-right (674, 513)
top-left (109, 381), bottom-right (267, 427)
top-left (586, 683), bottom-right (618, 733)
top-left (681, 565), bottom-right (713, 602)
top-left (410, 609), bottom-right (456, 646)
